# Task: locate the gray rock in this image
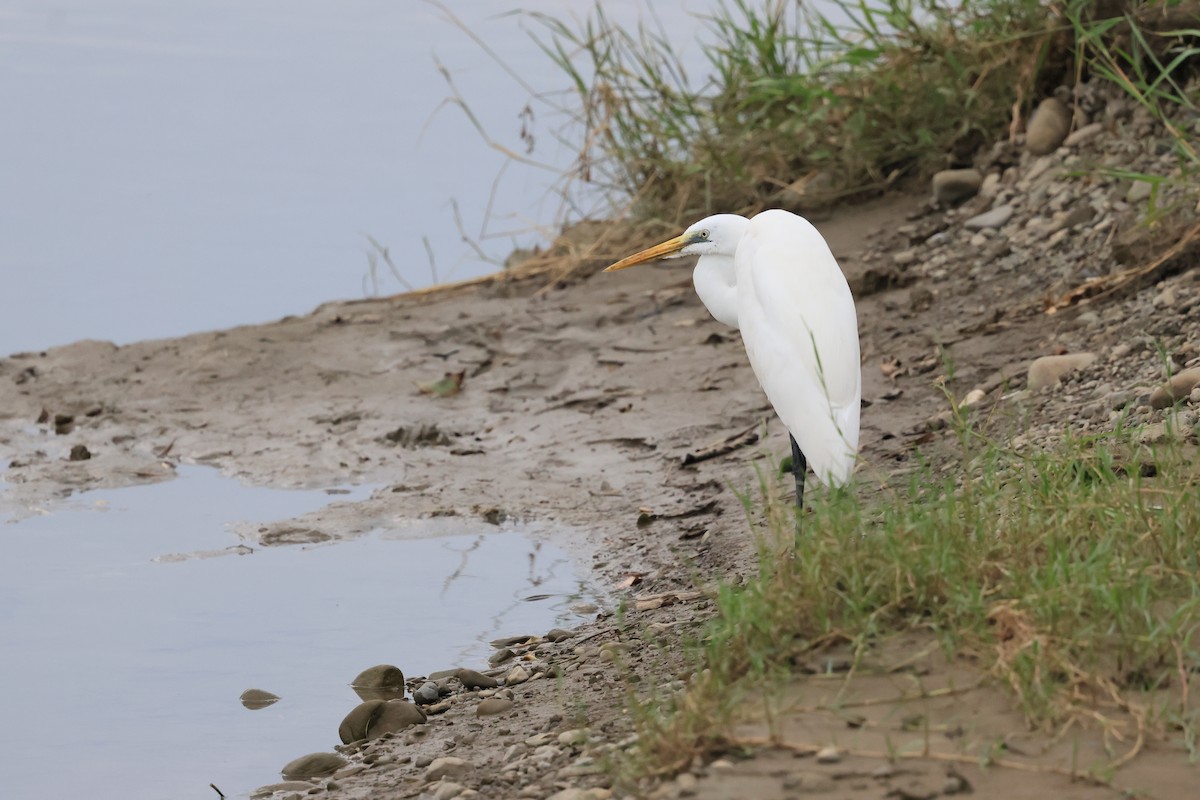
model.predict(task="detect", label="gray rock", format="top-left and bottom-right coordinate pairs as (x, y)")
top-left (545, 628), bottom-right (573, 642)
top-left (455, 668), bottom-right (498, 689)
top-left (1027, 353), bottom-right (1097, 389)
top-left (932, 168), bottom-right (983, 205)
top-left (1150, 367), bottom-right (1200, 409)
top-left (964, 204), bottom-right (1014, 230)
top-left (425, 756), bottom-right (472, 782)
top-left (476, 697), bottom-right (515, 717)
top-left (240, 688), bottom-right (280, 709)
top-left (1064, 122), bottom-right (1104, 147)
top-left (414, 680), bottom-right (441, 705)
top-left (488, 648), bottom-right (515, 667)
top-left (1026, 97), bottom-right (1071, 154)
top-left (281, 752), bottom-right (346, 780)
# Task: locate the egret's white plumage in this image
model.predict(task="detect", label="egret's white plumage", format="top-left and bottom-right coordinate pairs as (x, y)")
top-left (605, 209), bottom-right (860, 492)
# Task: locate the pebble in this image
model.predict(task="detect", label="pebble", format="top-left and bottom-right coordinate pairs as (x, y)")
top-left (676, 772), bottom-right (699, 795)
top-left (1126, 180), bottom-right (1153, 203)
top-left (557, 728), bottom-right (589, 747)
top-left (505, 665), bottom-right (531, 685)
top-left (476, 697), bottom-right (515, 717)
top-left (240, 688), bottom-right (280, 709)
top-left (1064, 121), bottom-right (1104, 147)
top-left (893, 248), bottom-right (918, 266)
top-left (932, 168), bottom-right (983, 205)
top-left (414, 681), bottom-right (441, 705)
top-left (964, 204), bottom-right (1014, 230)
top-left (815, 746), bottom-right (842, 764)
top-left (425, 756), bottom-right (473, 782)
top-left (489, 649), bottom-right (516, 667)
top-left (784, 772), bottom-right (835, 792)
top-left (433, 781), bottom-right (465, 800)
top-left (282, 752), bottom-right (346, 780)
top-left (1027, 352), bottom-right (1098, 389)
top-left (1150, 367), bottom-right (1200, 409)
top-left (456, 668), bottom-right (499, 690)
top-left (545, 628), bottom-right (573, 642)
top-left (1026, 97), bottom-right (1071, 154)
top-left (253, 782), bottom-right (315, 797)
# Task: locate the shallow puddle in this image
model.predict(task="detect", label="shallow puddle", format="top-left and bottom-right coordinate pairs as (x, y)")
top-left (0, 467), bottom-right (600, 799)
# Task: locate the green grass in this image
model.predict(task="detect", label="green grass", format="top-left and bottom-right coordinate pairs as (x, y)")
top-left (620, 424), bottom-right (1200, 779)
top-left (528, 0), bottom-right (1199, 226)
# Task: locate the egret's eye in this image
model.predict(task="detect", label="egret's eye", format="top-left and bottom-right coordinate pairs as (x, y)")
top-left (697, 230), bottom-right (709, 240)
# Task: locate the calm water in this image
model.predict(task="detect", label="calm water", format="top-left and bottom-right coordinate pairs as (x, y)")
top-left (0, 0), bottom-right (703, 355)
top-left (0, 466), bottom-right (600, 798)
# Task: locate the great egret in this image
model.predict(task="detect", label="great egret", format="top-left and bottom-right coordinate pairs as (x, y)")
top-left (605, 209), bottom-right (860, 508)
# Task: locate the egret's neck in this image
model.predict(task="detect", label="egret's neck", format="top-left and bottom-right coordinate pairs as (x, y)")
top-left (693, 254), bottom-right (740, 329)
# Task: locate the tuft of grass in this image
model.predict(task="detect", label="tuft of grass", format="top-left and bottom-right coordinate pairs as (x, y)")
top-left (530, 0), bottom-right (1060, 223)
top-left (621, 424), bottom-right (1200, 779)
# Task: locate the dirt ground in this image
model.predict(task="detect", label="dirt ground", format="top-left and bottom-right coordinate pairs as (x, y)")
top-left (3, 124), bottom-right (1200, 798)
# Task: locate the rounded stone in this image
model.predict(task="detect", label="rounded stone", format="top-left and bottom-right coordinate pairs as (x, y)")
top-left (368, 700), bottom-right (426, 738)
top-left (504, 665), bottom-right (530, 686)
top-left (1027, 353), bottom-right (1097, 389)
top-left (425, 756), bottom-right (472, 782)
top-left (1026, 97), bottom-right (1071, 155)
top-left (281, 752), bottom-right (346, 780)
top-left (351, 664), bottom-right (406, 701)
top-left (476, 697), bottom-right (515, 717)
top-left (240, 688), bottom-right (280, 710)
top-left (338, 700), bottom-right (385, 743)
top-left (455, 668), bottom-right (499, 689)
top-left (931, 168), bottom-right (983, 205)
top-left (1150, 367), bottom-right (1200, 409)
top-left (544, 628), bottom-right (573, 642)
top-left (413, 680), bottom-right (441, 705)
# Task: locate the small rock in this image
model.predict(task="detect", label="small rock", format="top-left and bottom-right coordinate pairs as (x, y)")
top-left (932, 168), bottom-right (983, 205)
top-left (476, 697), bottom-right (515, 717)
top-left (433, 781), bottom-right (465, 800)
top-left (505, 665), bottom-right (530, 686)
top-left (545, 628), bottom-right (573, 642)
top-left (425, 756), bottom-right (472, 782)
top-left (545, 790), bottom-right (589, 800)
top-left (557, 728), bottom-right (589, 747)
top-left (489, 649), bottom-right (515, 667)
top-left (960, 388), bottom-right (986, 407)
top-left (252, 781), bottom-right (316, 797)
top-left (414, 681), bottom-right (441, 705)
top-left (282, 752), bottom-right (346, 780)
top-left (1150, 367), bottom-right (1200, 409)
top-left (815, 746), bottom-right (842, 764)
top-left (240, 688), bottom-right (280, 709)
top-left (1064, 122), bottom-right (1103, 147)
top-left (893, 248), bottom-right (918, 266)
top-left (455, 668), bottom-right (499, 690)
top-left (676, 772), bottom-right (699, 795)
top-left (1138, 421), bottom-right (1176, 445)
top-left (68, 444), bottom-right (91, 461)
top-left (784, 772), bottom-right (835, 792)
top-left (1152, 286), bottom-right (1177, 308)
top-left (1026, 97), bottom-right (1071, 154)
top-left (1126, 180), bottom-right (1153, 203)
top-left (1027, 352), bottom-right (1097, 389)
top-left (964, 204), bottom-right (1014, 230)
top-left (1191, 387), bottom-right (1200, 405)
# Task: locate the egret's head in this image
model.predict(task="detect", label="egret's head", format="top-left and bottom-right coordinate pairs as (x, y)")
top-left (604, 214), bottom-right (747, 272)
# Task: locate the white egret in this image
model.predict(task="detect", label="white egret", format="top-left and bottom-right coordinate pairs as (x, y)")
top-left (605, 209), bottom-right (860, 508)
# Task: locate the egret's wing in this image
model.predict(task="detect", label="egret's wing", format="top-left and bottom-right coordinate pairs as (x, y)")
top-left (736, 211), bottom-right (861, 485)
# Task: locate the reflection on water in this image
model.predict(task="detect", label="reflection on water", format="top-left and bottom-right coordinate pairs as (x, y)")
top-left (0, 467), bottom-right (599, 799)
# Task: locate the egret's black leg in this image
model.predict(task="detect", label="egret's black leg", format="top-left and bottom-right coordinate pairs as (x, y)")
top-left (789, 434), bottom-right (807, 510)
